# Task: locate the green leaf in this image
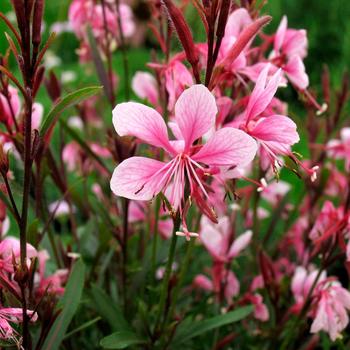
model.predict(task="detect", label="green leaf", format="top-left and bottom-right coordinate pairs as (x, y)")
top-left (100, 331), bottom-right (147, 349)
top-left (27, 219), bottom-right (40, 246)
top-left (172, 305), bottom-right (253, 347)
top-left (90, 285), bottom-right (130, 332)
top-left (41, 259), bottom-right (85, 350)
top-left (40, 86), bottom-right (102, 137)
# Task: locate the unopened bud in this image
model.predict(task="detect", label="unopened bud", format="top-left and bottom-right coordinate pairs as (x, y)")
top-left (0, 145), bottom-right (9, 176)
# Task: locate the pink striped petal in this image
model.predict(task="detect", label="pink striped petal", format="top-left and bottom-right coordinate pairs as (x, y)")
top-left (112, 102), bottom-right (174, 154)
top-left (284, 55), bottom-right (309, 90)
top-left (131, 71), bottom-right (158, 105)
top-left (250, 115), bottom-right (299, 145)
top-left (228, 230), bottom-right (252, 259)
top-left (192, 127), bottom-right (257, 167)
top-left (245, 66), bottom-right (282, 122)
top-left (174, 85), bottom-right (217, 150)
top-left (110, 157), bottom-right (170, 200)
top-left (274, 16), bottom-right (287, 54)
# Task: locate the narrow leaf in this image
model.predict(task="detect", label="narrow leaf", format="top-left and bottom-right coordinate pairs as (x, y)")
top-left (90, 284), bottom-right (131, 332)
top-left (173, 305), bottom-right (253, 346)
top-left (41, 259), bottom-right (85, 350)
top-left (40, 86), bottom-right (102, 137)
top-left (87, 27), bottom-right (114, 104)
top-left (100, 331), bottom-right (147, 349)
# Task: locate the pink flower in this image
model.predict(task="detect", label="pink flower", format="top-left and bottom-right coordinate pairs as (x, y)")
top-left (225, 8), bottom-right (253, 40)
top-left (32, 102), bottom-right (44, 130)
top-left (165, 60), bottom-right (194, 111)
top-left (291, 266), bottom-right (326, 311)
top-left (241, 65), bottom-right (300, 172)
top-left (0, 86), bottom-right (21, 127)
top-left (244, 293), bottom-right (269, 321)
top-left (309, 201), bottom-right (348, 244)
top-left (34, 250), bottom-right (67, 297)
top-left (0, 237), bottom-right (37, 275)
top-left (110, 85), bottom-right (257, 222)
top-left (273, 16), bottom-right (308, 60)
top-left (200, 215), bottom-right (252, 263)
top-left (271, 16), bottom-right (309, 89)
top-left (327, 128), bottom-right (350, 171)
top-left (132, 71), bottom-right (159, 106)
top-left (48, 200), bottom-right (75, 218)
top-left (194, 268), bottom-right (240, 303)
top-left (128, 201), bottom-right (173, 239)
top-left (311, 281), bottom-right (350, 341)
top-left (260, 180), bottom-right (290, 206)
top-left (0, 307), bottom-right (37, 340)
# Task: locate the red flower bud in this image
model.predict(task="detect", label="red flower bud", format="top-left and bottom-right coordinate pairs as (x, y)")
top-left (162, 0), bottom-right (201, 83)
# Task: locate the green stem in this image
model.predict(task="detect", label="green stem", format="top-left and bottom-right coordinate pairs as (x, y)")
top-left (154, 212), bottom-right (181, 335)
top-left (151, 197), bottom-right (162, 280)
top-left (165, 214), bottom-right (201, 325)
top-left (115, 0), bottom-right (130, 101)
top-left (280, 267), bottom-right (324, 350)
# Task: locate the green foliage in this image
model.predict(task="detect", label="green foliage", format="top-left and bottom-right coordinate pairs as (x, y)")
top-left (41, 259), bottom-right (85, 350)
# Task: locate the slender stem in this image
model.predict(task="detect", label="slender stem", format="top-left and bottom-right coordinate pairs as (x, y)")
top-left (280, 267), bottom-right (325, 350)
top-left (101, 0), bottom-right (116, 106)
top-left (122, 198), bottom-right (129, 314)
top-left (154, 212), bottom-right (181, 336)
top-left (151, 197), bottom-right (162, 280)
top-left (165, 214), bottom-right (201, 327)
top-left (115, 0), bottom-right (130, 101)
top-left (2, 174), bottom-right (21, 225)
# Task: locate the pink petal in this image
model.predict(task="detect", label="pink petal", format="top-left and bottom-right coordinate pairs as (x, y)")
top-left (174, 85), bottom-right (217, 150)
top-left (192, 127), bottom-right (257, 167)
top-left (128, 201), bottom-right (146, 222)
top-left (225, 271), bottom-right (240, 300)
top-left (225, 8), bottom-right (252, 39)
top-left (131, 71), bottom-right (158, 105)
top-left (200, 216), bottom-right (229, 261)
top-left (245, 66), bottom-right (282, 122)
top-left (32, 102), bottom-right (43, 130)
top-left (112, 102), bottom-right (174, 154)
top-left (228, 230), bottom-right (252, 258)
top-left (284, 55), bottom-right (309, 90)
top-left (250, 115), bottom-right (299, 145)
top-left (274, 16), bottom-right (287, 54)
top-left (194, 274), bottom-right (213, 291)
top-left (110, 157), bottom-right (171, 200)
top-left (283, 29), bottom-right (308, 59)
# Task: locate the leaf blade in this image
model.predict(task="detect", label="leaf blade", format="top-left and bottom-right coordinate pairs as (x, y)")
top-left (173, 305), bottom-right (253, 346)
top-left (100, 331), bottom-right (147, 349)
top-left (41, 259), bottom-right (86, 350)
top-left (40, 86), bottom-right (102, 137)
top-left (90, 284), bottom-right (131, 332)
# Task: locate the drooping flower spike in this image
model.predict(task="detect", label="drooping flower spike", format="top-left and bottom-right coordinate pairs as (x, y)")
top-left (110, 85), bottom-right (257, 224)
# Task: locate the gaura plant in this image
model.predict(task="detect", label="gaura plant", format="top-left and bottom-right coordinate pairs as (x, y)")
top-left (0, 0), bottom-right (349, 349)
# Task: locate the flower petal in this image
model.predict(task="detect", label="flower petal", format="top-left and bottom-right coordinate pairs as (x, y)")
top-left (192, 127), bottom-right (257, 167)
top-left (131, 71), bottom-right (158, 105)
top-left (174, 84), bottom-right (217, 149)
top-left (112, 102), bottom-right (174, 154)
top-left (274, 16), bottom-right (287, 54)
top-left (110, 157), bottom-right (170, 200)
top-left (250, 115), bottom-right (299, 145)
top-left (245, 66), bottom-right (282, 122)
top-left (228, 230), bottom-right (252, 259)
top-left (284, 55), bottom-right (309, 90)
